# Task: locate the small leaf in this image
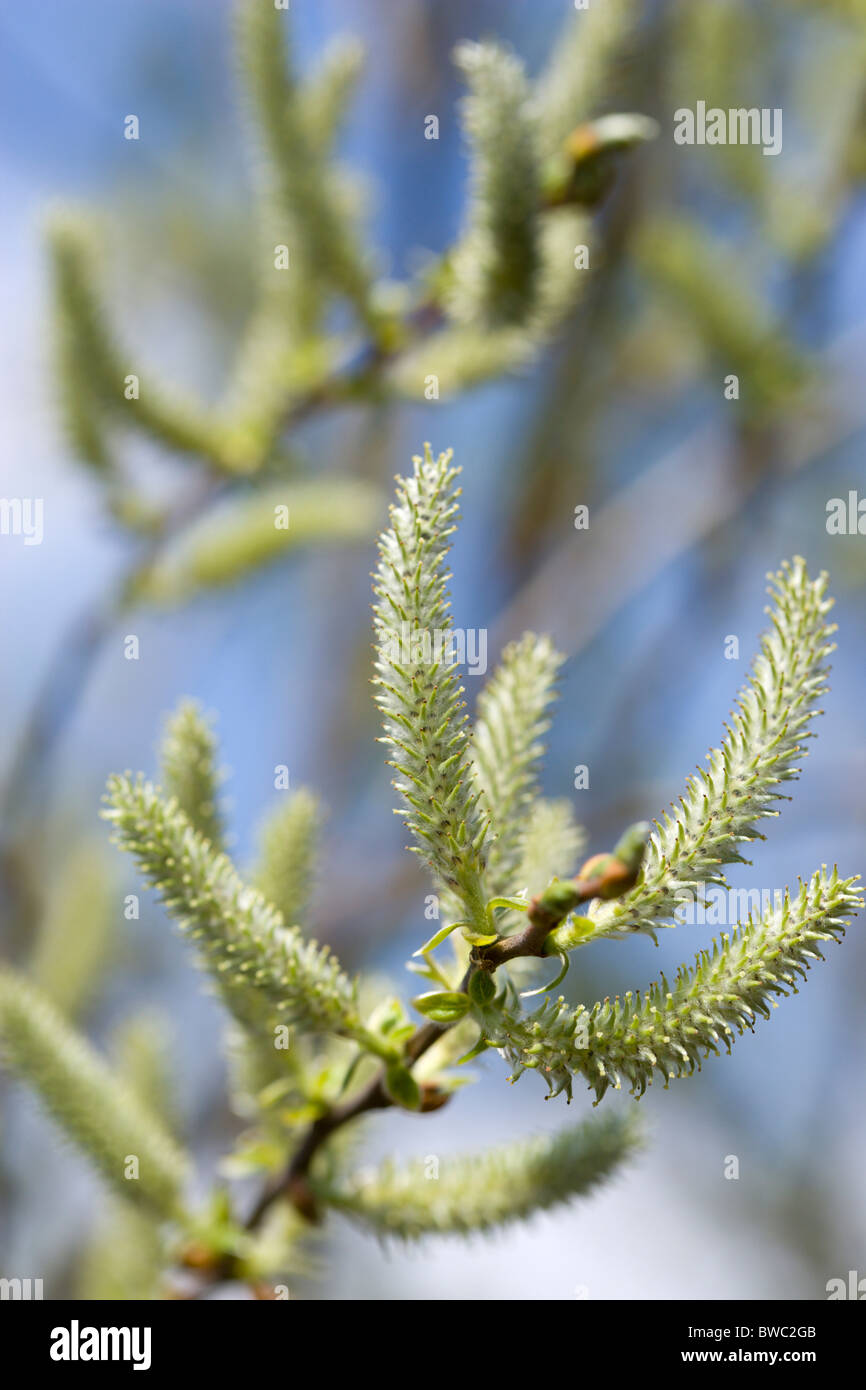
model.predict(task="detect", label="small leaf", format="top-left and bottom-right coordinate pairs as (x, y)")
top-left (411, 991), bottom-right (471, 1024)
top-left (384, 1064), bottom-right (421, 1111)
top-left (366, 995), bottom-right (412, 1039)
top-left (413, 920), bottom-right (466, 956)
top-left (467, 971), bottom-right (497, 1008)
top-left (406, 953), bottom-right (452, 988)
top-left (219, 1137), bottom-right (286, 1178)
top-left (460, 928), bottom-right (499, 947)
top-left (486, 896), bottom-right (530, 913)
top-left (520, 951), bottom-right (570, 999)
top-left (336, 1051), bottom-right (364, 1098)
top-left (405, 959), bottom-right (442, 984)
top-left (256, 1077), bottom-right (297, 1108)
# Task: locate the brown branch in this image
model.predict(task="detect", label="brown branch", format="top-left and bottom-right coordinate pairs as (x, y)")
top-left (243, 1013), bottom-right (450, 1237)
top-left (240, 862), bottom-right (618, 1241)
top-left (239, 862), bottom-right (634, 1242)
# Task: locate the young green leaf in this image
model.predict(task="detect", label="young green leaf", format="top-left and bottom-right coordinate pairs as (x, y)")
top-left (411, 991), bottom-right (471, 1024)
top-left (384, 1064), bottom-right (422, 1112)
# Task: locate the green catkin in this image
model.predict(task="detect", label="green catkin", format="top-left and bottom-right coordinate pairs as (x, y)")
top-left (472, 633), bottom-right (563, 895)
top-left (103, 774), bottom-right (388, 1058)
top-left (160, 701), bottom-right (225, 849)
top-left (318, 1111), bottom-right (640, 1238)
top-left (372, 445), bottom-right (490, 937)
top-left (0, 971), bottom-right (188, 1219)
top-left (485, 870), bottom-right (861, 1102)
top-left (589, 558), bottom-right (838, 945)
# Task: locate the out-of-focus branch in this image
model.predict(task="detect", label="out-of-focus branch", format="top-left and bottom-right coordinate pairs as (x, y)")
top-left (492, 323), bottom-right (866, 657)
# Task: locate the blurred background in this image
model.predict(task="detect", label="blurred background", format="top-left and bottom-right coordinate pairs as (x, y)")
top-left (1, 0), bottom-right (865, 1299)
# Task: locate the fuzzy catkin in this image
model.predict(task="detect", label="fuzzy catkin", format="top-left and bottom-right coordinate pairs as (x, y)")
top-left (319, 1110), bottom-right (640, 1237)
top-left (0, 971), bottom-right (188, 1219)
top-left (486, 870), bottom-right (861, 1101)
top-left (372, 445), bottom-right (490, 933)
top-left (103, 774), bottom-right (365, 1047)
top-left (588, 558), bottom-right (837, 945)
